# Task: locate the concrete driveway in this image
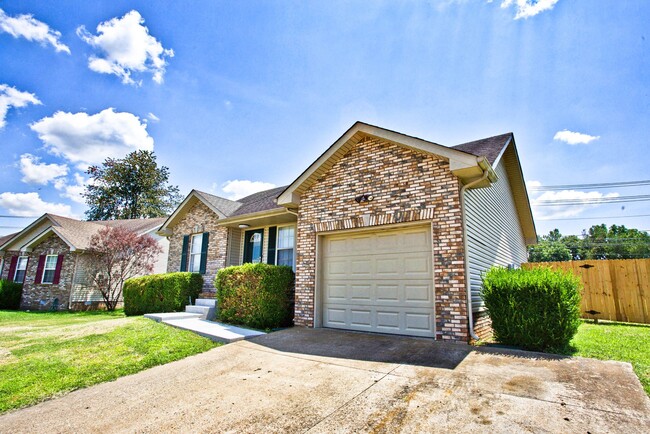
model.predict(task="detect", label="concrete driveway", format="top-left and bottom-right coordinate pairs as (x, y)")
top-left (1, 328), bottom-right (648, 433)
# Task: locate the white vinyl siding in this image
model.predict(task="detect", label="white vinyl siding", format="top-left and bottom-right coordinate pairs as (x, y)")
top-left (464, 159), bottom-right (528, 312)
top-left (42, 255), bottom-right (58, 284)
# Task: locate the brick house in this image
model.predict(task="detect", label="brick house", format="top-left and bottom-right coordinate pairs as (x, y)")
top-left (0, 214), bottom-right (168, 311)
top-left (158, 122), bottom-right (536, 341)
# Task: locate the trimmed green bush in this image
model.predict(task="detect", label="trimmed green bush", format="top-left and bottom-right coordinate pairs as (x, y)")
top-left (481, 266), bottom-right (582, 352)
top-left (0, 279), bottom-right (23, 310)
top-left (215, 263), bottom-right (294, 329)
top-left (123, 272), bottom-right (203, 316)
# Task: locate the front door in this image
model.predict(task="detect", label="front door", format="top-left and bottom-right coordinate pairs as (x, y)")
top-left (243, 229), bottom-right (264, 263)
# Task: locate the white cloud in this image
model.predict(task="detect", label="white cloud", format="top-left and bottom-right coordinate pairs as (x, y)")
top-left (553, 129), bottom-right (600, 145)
top-left (500, 0), bottom-right (560, 19)
top-left (147, 112), bottom-right (160, 122)
top-left (0, 83), bottom-right (41, 129)
top-left (77, 10), bottom-right (174, 85)
top-left (19, 153), bottom-right (68, 185)
top-left (0, 192), bottom-right (72, 217)
top-left (531, 190), bottom-right (619, 219)
top-left (54, 172), bottom-right (87, 204)
top-left (219, 180), bottom-right (277, 200)
top-left (0, 8), bottom-right (70, 53)
top-left (30, 108), bottom-right (154, 167)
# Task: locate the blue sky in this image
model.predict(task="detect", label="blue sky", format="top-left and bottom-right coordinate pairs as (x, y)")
top-left (0, 0), bottom-right (648, 238)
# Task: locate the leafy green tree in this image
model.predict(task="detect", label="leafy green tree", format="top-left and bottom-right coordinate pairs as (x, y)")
top-left (84, 151), bottom-right (182, 220)
top-left (528, 225), bottom-right (650, 262)
top-left (582, 224), bottom-right (650, 260)
top-left (528, 232), bottom-right (572, 263)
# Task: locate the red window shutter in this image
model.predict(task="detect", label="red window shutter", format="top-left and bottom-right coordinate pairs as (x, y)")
top-left (34, 255), bottom-right (46, 284)
top-left (53, 254), bottom-right (65, 285)
top-left (8, 256), bottom-right (18, 282)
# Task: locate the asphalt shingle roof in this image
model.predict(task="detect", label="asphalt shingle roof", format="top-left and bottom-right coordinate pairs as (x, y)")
top-left (230, 186), bottom-right (288, 217)
top-left (451, 132), bottom-right (513, 165)
top-left (45, 215), bottom-right (166, 250)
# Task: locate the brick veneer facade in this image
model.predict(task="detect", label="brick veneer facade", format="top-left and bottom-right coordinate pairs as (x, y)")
top-left (166, 201), bottom-right (228, 294)
top-left (294, 136), bottom-right (469, 342)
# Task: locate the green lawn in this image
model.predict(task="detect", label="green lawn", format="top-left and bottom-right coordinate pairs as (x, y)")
top-left (560, 321), bottom-right (650, 396)
top-left (0, 310), bottom-right (219, 413)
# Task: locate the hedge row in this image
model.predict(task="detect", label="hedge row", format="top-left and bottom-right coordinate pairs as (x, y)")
top-left (0, 279), bottom-right (22, 310)
top-left (123, 272), bottom-right (203, 316)
top-left (481, 266), bottom-right (582, 352)
top-left (215, 263), bottom-right (294, 329)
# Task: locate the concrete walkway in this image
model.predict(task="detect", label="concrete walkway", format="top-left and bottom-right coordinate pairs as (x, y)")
top-left (1, 328), bottom-right (648, 433)
top-left (145, 312), bottom-right (265, 342)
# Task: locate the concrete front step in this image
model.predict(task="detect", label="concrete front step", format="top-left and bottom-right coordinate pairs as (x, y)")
top-left (144, 312), bottom-right (203, 322)
top-left (161, 318), bottom-right (265, 343)
top-left (185, 304), bottom-right (215, 320)
top-left (195, 298), bottom-right (217, 307)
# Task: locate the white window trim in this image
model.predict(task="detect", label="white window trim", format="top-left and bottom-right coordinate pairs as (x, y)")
top-left (14, 256), bottom-right (28, 282)
top-left (275, 225), bottom-right (296, 270)
top-left (41, 254), bottom-right (58, 284)
top-left (189, 233), bottom-right (203, 273)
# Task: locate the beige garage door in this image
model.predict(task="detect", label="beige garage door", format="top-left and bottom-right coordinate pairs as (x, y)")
top-left (321, 224), bottom-right (435, 337)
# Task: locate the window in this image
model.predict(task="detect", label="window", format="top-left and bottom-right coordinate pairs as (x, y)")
top-left (276, 226), bottom-right (295, 268)
top-left (189, 233), bottom-right (203, 272)
top-left (14, 256), bottom-right (28, 283)
top-left (42, 255), bottom-right (58, 284)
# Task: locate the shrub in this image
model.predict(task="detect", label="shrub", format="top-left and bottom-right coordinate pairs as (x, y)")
top-left (481, 266), bottom-right (582, 352)
top-left (215, 263), bottom-right (294, 329)
top-left (123, 272), bottom-right (203, 316)
top-left (0, 279), bottom-right (23, 310)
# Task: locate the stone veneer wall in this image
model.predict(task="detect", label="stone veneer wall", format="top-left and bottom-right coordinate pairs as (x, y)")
top-left (166, 201), bottom-right (228, 294)
top-left (294, 136), bottom-right (469, 342)
top-left (20, 235), bottom-right (75, 311)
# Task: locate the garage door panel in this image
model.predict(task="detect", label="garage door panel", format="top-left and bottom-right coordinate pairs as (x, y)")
top-left (405, 312), bottom-right (433, 332)
top-left (326, 308), bottom-right (347, 325)
top-left (321, 224), bottom-right (435, 338)
top-left (350, 309), bottom-right (372, 327)
top-left (350, 284), bottom-right (371, 300)
top-left (350, 259), bottom-right (372, 276)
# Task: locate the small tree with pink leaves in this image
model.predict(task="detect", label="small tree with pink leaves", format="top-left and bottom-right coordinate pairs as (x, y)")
top-left (86, 225), bottom-right (162, 311)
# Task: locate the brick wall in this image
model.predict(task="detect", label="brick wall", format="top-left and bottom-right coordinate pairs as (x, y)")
top-left (20, 235), bottom-right (75, 311)
top-left (294, 136), bottom-right (469, 341)
top-left (473, 310), bottom-right (493, 341)
top-left (166, 201), bottom-right (228, 294)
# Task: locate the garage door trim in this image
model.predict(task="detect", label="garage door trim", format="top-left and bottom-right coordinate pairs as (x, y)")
top-left (314, 221), bottom-right (435, 337)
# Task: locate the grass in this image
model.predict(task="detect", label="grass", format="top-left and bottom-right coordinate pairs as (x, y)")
top-left (0, 310), bottom-right (219, 413)
top-left (558, 321), bottom-right (650, 397)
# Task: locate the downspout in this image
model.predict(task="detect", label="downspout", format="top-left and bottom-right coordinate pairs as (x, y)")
top-left (460, 157), bottom-right (490, 342)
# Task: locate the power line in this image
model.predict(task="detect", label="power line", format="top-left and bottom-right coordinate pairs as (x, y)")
top-left (530, 179), bottom-right (650, 191)
top-left (534, 195), bottom-right (650, 206)
top-left (537, 213), bottom-right (650, 221)
top-left (0, 215), bottom-right (39, 219)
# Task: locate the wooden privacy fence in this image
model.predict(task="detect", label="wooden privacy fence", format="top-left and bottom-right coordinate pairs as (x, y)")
top-left (523, 259), bottom-right (650, 324)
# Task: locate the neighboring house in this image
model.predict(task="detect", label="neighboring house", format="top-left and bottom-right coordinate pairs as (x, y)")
top-left (159, 122), bottom-right (535, 342)
top-left (0, 214), bottom-right (168, 311)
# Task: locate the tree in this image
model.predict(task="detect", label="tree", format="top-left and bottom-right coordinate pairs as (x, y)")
top-left (528, 230), bottom-right (572, 263)
top-left (84, 150), bottom-right (182, 220)
top-left (528, 225), bottom-right (650, 262)
top-left (86, 226), bottom-right (162, 311)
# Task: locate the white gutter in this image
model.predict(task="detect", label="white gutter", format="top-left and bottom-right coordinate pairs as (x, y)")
top-left (460, 157), bottom-right (491, 342)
